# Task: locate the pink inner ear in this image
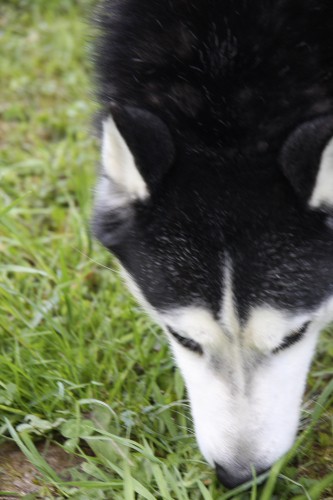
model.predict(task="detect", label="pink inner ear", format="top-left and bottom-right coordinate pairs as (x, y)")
top-left (280, 115), bottom-right (333, 209)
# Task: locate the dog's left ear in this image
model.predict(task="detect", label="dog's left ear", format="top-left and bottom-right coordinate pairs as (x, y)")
top-left (101, 105), bottom-right (175, 199)
top-left (280, 115), bottom-right (333, 212)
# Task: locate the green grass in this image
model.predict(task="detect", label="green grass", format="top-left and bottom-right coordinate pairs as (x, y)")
top-left (0, 1), bottom-right (332, 498)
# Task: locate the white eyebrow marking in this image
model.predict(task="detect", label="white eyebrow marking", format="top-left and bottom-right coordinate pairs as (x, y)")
top-left (160, 306), bottom-right (224, 347)
top-left (245, 306), bottom-right (310, 352)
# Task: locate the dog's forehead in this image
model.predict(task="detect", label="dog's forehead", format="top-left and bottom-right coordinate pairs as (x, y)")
top-left (126, 216), bottom-right (333, 322)
top-left (120, 220), bottom-right (333, 349)
top-left (123, 256), bottom-right (311, 349)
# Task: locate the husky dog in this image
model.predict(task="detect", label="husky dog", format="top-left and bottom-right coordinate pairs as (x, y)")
top-left (92, 0), bottom-right (333, 488)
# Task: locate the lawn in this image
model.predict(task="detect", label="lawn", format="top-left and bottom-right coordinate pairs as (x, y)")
top-left (0, 1), bottom-right (332, 498)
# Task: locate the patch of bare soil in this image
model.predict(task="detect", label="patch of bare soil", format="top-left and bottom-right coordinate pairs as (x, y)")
top-left (0, 441), bottom-right (82, 498)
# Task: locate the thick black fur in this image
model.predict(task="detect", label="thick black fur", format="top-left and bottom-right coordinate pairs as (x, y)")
top-left (93, 0), bottom-right (333, 322)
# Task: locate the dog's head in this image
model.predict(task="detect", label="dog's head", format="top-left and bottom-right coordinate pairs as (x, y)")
top-left (93, 105), bottom-right (333, 487)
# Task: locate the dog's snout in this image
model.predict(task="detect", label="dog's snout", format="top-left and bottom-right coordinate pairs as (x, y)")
top-left (215, 462), bottom-right (268, 489)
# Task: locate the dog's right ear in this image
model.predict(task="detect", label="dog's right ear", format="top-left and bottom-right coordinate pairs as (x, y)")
top-left (101, 106), bottom-right (175, 201)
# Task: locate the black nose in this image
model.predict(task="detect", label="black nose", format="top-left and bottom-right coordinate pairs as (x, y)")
top-left (215, 464), bottom-right (249, 489)
top-left (215, 463), bottom-right (268, 489)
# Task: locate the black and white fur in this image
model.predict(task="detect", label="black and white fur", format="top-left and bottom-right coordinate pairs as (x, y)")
top-left (92, 0), bottom-right (333, 488)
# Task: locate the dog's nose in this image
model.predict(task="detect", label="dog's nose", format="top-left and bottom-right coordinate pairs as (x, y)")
top-left (215, 463), bottom-right (248, 489)
top-left (215, 463), bottom-right (268, 489)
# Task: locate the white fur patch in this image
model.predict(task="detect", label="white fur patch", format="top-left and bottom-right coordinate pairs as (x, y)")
top-left (245, 306), bottom-right (310, 352)
top-left (310, 136), bottom-right (333, 209)
top-left (94, 175), bottom-right (131, 212)
top-left (219, 260), bottom-right (240, 338)
top-left (160, 307), bottom-right (226, 348)
top-left (102, 116), bottom-right (148, 201)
